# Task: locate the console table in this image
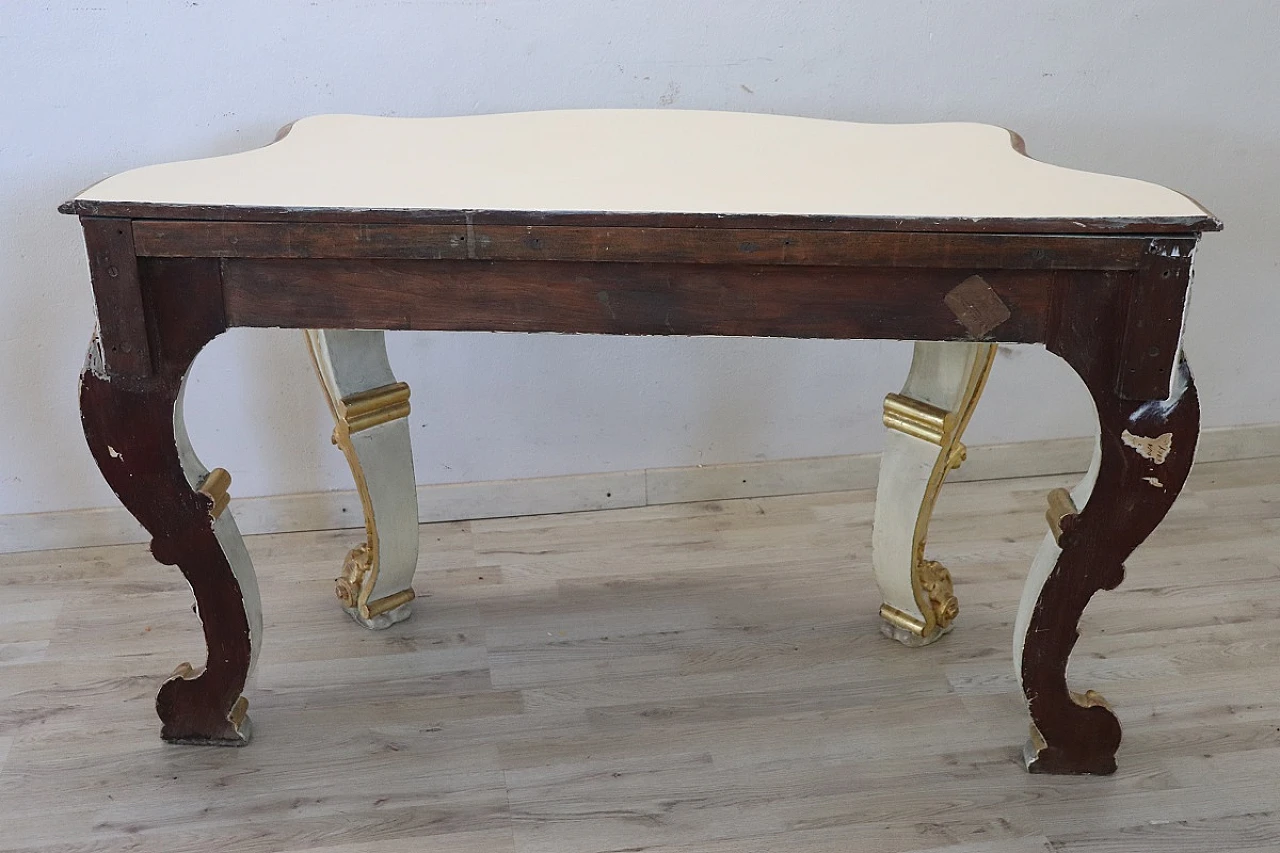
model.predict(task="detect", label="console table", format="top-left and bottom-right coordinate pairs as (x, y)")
top-left (63, 109), bottom-right (1218, 775)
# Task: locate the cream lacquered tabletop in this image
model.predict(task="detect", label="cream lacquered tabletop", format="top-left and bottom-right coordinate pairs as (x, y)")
top-left (74, 109), bottom-right (1212, 226)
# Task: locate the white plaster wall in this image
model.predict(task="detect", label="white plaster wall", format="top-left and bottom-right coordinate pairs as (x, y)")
top-left (1, 1), bottom-right (1276, 516)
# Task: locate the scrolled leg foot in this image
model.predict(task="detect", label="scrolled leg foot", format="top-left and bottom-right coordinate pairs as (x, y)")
top-left (158, 664), bottom-right (252, 746)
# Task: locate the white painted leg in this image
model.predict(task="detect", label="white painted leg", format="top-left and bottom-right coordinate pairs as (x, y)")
top-left (872, 341), bottom-right (997, 645)
top-left (306, 330), bottom-right (419, 629)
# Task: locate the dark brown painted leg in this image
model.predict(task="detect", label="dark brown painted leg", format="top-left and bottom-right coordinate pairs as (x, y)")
top-left (79, 260), bottom-right (260, 745)
top-left (1015, 271), bottom-right (1200, 774)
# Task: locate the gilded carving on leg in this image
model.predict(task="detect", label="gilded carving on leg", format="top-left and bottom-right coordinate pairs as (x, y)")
top-left (873, 341), bottom-right (997, 646)
top-left (919, 559), bottom-right (959, 630)
top-left (305, 330), bottom-right (419, 630)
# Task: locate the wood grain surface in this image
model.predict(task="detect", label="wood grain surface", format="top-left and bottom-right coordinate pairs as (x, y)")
top-left (221, 258), bottom-right (1055, 343)
top-left (132, 221), bottom-right (1151, 269)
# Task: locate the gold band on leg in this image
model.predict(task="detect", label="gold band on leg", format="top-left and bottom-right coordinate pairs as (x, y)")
top-left (343, 383), bottom-right (411, 435)
top-left (882, 394), bottom-right (949, 445)
top-left (1046, 487), bottom-right (1079, 544)
top-left (198, 468), bottom-right (232, 520)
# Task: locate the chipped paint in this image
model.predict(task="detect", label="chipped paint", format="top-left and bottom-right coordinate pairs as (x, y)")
top-left (1149, 238), bottom-right (1197, 259)
top-left (1142, 476), bottom-right (1164, 488)
top-left (1134, 358), bottom-right (1191, 420)
top-left (1121, 430), bottom-right (1173, 464)
top-left (106, 445), bottom-right (123, 460)
top-left (83, 332), bottom-right (110, 380)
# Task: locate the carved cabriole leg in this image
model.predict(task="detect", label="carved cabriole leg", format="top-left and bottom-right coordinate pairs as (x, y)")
top-left (80, 338), bottom-right (261, 745)
top-left (305, 330), bottom-right (419, 629)
top-left (872, 341), bottom-right (997, 645)
top-left (1015, 268), bottom-right (1200, 775)
top-left (79, 238), bottom-right (258, 745)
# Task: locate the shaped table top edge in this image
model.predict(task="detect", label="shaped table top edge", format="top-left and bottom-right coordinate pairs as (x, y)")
top-left (58, 110), bottom-right (1221, 235)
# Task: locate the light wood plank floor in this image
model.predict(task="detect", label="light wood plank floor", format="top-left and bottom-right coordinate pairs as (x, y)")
top-left (2, 456), bottom-right (1280, 852)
